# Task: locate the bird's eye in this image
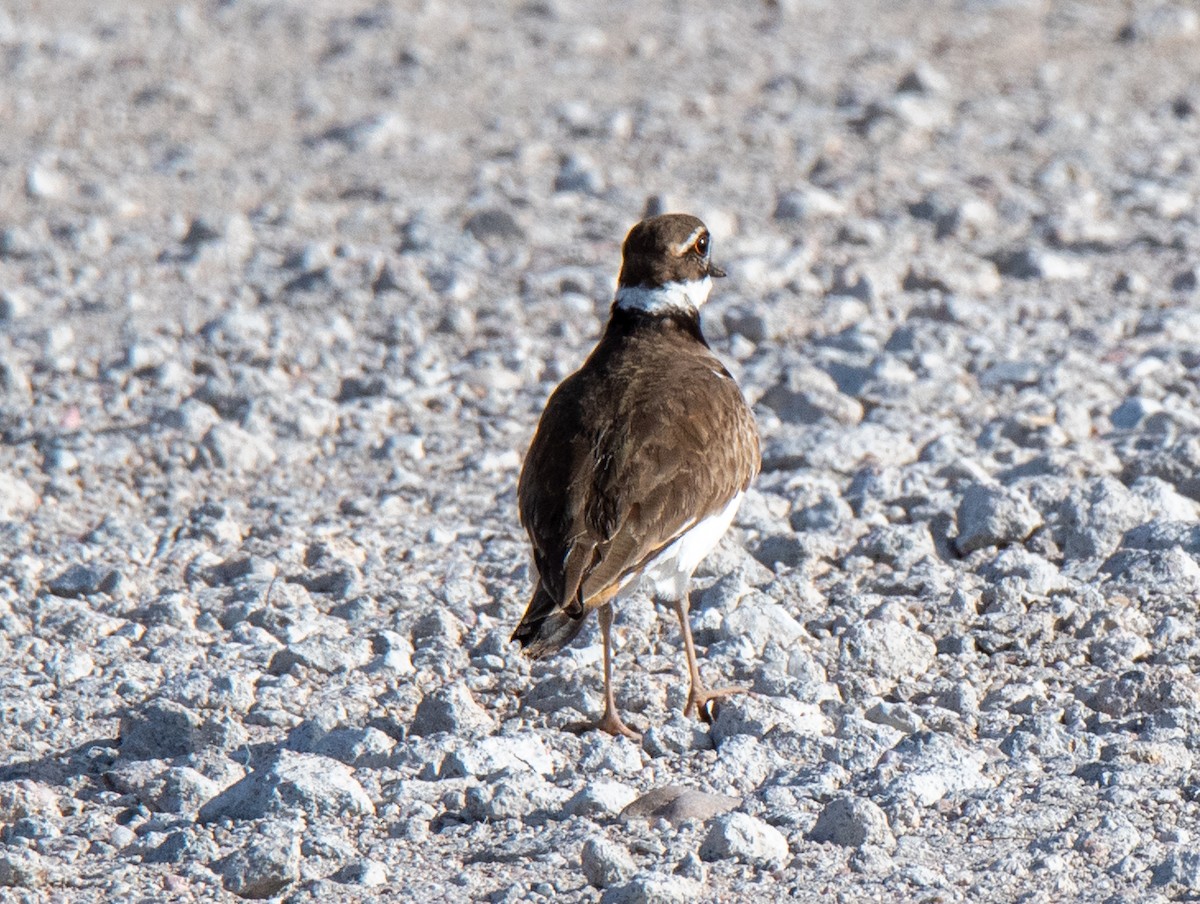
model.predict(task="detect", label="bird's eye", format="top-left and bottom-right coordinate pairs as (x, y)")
top-left (694, 233), bottom-right (709, 256)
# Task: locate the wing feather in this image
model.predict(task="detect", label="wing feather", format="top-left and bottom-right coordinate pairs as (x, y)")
top-left (513, 325), bottom-right (760, 651)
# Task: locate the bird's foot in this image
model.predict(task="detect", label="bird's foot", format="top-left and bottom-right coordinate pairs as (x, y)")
top-left (594, 708), bottom-right (641, 741)
top-left (684, 683), bottom-right (748, 723)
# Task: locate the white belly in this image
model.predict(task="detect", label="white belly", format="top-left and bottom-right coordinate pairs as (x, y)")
top-left (624, 492), bottom-right (744, 601)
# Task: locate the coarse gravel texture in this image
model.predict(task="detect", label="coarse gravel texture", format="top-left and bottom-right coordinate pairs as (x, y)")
top-left (2, 1), bottom-right (1200, 902)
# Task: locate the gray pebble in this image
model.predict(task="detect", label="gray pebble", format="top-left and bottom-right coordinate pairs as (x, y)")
top-left (216, 828), bottom-right (301, 899)
top-left (0, 849), bottom-right (46, 888)
top-left (198, 751), bottom-right (374, 822)
top-left (119, 700), bottom-right (204, 760)
top-left (554, 154), bottom-right (604, 194)
top-left (600, 874), bottom-right (703, 904)
top-left (410, 683), bottom-right (496, 737)
top-left (955, 484), bottom-right (1043, 554)
top-left (565, 780), bottom-right (639, 819)
top-left (809, 795), bottom-right (894, 848)
top-left (839, 620), bottom-right (935, 686)
top-left (699, 812), bottom-right (790, 867)
top-left (582, 837), bottom-right (637, 888)
top-left (440, 734), bottom-right (553, 779)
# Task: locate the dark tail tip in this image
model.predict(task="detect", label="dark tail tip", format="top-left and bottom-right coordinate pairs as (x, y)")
top-left (512, 608), bottom-right (588, 660)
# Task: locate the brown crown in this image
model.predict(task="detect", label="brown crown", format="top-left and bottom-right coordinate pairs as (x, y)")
top-left (617, 213), bottom-right (724, 288)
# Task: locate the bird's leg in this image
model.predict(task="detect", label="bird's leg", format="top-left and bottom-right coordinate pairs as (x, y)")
top-left (594, 602), bottom-right (640, 740)
top-left (672, 592), bottom-right (747, 722)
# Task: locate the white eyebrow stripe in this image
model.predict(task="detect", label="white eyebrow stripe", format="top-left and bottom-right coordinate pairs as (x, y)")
top-left (672, 226), bottom-right (705, 255)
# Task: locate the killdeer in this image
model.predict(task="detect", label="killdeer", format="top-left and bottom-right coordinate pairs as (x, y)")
top-left (512, 213), bottom-right (760, 739)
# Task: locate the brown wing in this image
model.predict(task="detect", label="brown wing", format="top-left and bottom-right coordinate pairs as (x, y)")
top-left (576, 354), bottom-right (759, 601)
top-left (517, 334), bottom-right (759, 622)
top-left (516, 369), bottom-right (596, 617)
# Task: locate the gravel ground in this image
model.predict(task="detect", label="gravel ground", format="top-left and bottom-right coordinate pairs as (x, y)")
top-left (2, 1), bottom-right (1200, 901)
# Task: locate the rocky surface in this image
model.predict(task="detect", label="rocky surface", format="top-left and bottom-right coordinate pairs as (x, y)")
top-left (2, 0), bottom-right (1200, 901)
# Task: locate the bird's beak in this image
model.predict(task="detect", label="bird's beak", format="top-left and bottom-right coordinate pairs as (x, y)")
top-left (708, 263), bottom-right (727, 279)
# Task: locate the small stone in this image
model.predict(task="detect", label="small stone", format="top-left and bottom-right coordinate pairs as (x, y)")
top-left (0, 849), bottom-right (46, 888)
top-left (722, 306), bottom-right (773, 344)
top-left (440, 733), bottom-right (554, 779)
top-left (710, 694), bottom-right (829, 743)
top-left (876, 731), bottom-right (991, 806)
top-left (1172, 268), bottom-right (1199, 293)
top-left (1110, 397), bottom-right (1164, 430)
top-left (578, 734), bottom-right (643, 776)
top-left (334, 859), bottom-right (388, 887)
top-left (198, 751), bottom-right (374, 822)
top-left (0, 473), bottom-right (39, 519)
top-left (156, 766), bottom-right (221, 813)
top-left (303, 726), bottom-right (396, 768)
top-left (25, 163), bottom-right (67, 200)
top-left (1113, 270), bottom-right (1149, 294)
top-left (412, 609), bottom-right (466, 648)
top-left (600, 874), bottom-right (703, 904)
top-left (978, 360), bottom-right (1040, 390)
top-left (994, 247), bottom-right (1088, 281)
top-left (810, 795), bottom-right (894, 848)
top-left (120, 700), bottom-right (204, 760)
top-left (955, 484), bottom-right (1043, 554)
top-left (896, 63), bottom-right (950, 95)
top-left (464, 207), bottom-right (525, 242)
top-left (774, 186), bottom-right (846, 220)
top-left (760, 366), bottom-right (863, 426)
top-left (582, 837), bottom-right (637, 888)
top-left (198, 423), bottom-right (277, 472)
top-left (1121, 5), bottom-right (1200, 42)
top-left (107, 760), bottom-right (223, 813)
top-left (144, 827), bottom-right (220, 865)
top-left (565, 780), bottom-right (640, 819)
top-left (620, 786), bottom-right (740, 826)
top-left (554, 153), bottom-right (603, 194)
top-left (1061, 477), bottom-right (1147, 562)
top-left (46, 563), bottom-right (112, 598)
top-left (699, 812), bottom-right (790, 867)
top-left (1152, 849), bottom-right (1200, 887)
top-left (217, 828), bottom-right (301, 899)
top-left (641, 718), bottom-right (713, 758)
top-left (839, 620), bottom-right (935, 685)
top-left (0, 782), bottom-right (60, 823)
top-left (410, 683), bottom-right (496, 737)
top-left (462, 775), bottom-right (564, 822)
top-left (268, 635), bottom-right (373, 674)
top-left (720, 596), bottom-right (806, 651)
top-left (1088, 628), bottom-right (1153, 669)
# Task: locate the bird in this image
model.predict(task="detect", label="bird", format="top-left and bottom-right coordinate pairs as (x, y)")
top-left (511, 213), bottom-right (761, 739)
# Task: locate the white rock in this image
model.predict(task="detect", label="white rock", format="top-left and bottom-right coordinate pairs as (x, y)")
top-left (0, 473), bottom-right (38, 519)
top-left (810, 795), bottom-right (894, 848)
top-left (441, 734), bottom-right (554, 779)
top-left (582, 837), bottom-right (636, 888)
top-left (217, 828), bottom-right (301, 899)
top-left (565, 780), bottom-right (640, 819)
top-left (839, 620), bottom-right (935, 685)
top-left (600, 874), bottom-right (703, 904)
top-left (876, 732), bottom-right (991, 806)
top-left (699, 812), bottom-right (790, 867)
top-left (411, 683), bottom-right (496, 737)
top-left (198, 751), bottom-right (375, 821)
top-left (200, 422), bottom-right (278, 472)
top-left (711, 695), bottom-right (830, 743)
top-left (955, 484), bottom-right (1043, 554)
top-left (721, 597), bottom-right (806, 650)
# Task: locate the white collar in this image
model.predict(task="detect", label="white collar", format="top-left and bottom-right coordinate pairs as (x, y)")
top-left (613, 276), bottom-right (712, 315)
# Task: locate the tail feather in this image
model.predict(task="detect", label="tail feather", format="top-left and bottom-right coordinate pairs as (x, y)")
top-left (511, 583), bottom-right (588, 659)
